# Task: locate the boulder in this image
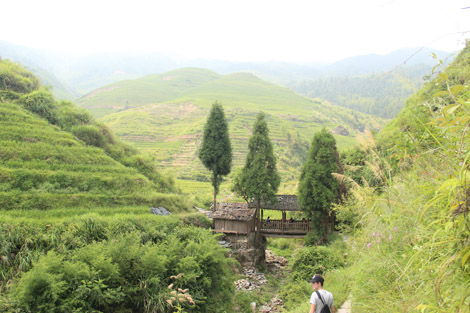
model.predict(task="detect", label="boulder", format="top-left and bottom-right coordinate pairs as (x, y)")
top-left (332, 125), bottom-right (349, 136)
top-left (150, 206), bottom-right (171, 216)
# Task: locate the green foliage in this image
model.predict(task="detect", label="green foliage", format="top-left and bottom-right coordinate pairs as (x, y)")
top-left (0, 59), bottom-right (40, 94)
top-left (279, 239), bottom-right (351, 312)
top-left (332, 43), bottom-right (470, 312)
top-left (232, 112), bottom-right (280, 204)
top-left (94, 67), bottom-right (386, 193)
top-left (71, 124), bottom-right (107, 148)
top-left (290, 70), bottom-right (421, 118)
top-left (0, 213), bottom-right (235, 312)
top-left (233, 291), bottom-right (258, 313)
top-left (0, 63), bottom-right (177, 207)
top-left (298, 128), bottom-right (343, 240)
top-left (199, 102), bottom-right (232, 204)
top-left (180, 213), bottom-right (212, 229)
top-left (19, 88), bottom-right (58, 124)
top-left (290, 246), bottom-right (345, 281)
top-left (55, 100), bottom-right (93, 130)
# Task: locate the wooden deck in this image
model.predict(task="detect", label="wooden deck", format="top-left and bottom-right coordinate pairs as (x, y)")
top-left (260, 219), bottom-right (310, 237)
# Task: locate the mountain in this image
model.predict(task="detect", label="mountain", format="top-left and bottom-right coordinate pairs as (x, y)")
top-left (319, 47), bottom-right (451, 77)
top-left (0, 59), bottom-right (181, 210)
top-left (79, 68), bottom-right (386, 186)
top-left (1, 40), bottom-right (453, 103)
top-left (77, 68), bottom-right (220, 117)
top-left (377, 43), bottom-right (470, 147)
top-left (0, 41), bottom-right (79, 99)
top-left (288, 69), bottom-right (422, 118)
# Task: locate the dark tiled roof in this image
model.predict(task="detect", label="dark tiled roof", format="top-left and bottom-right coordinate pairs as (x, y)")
top-left (212, 203), bottom-right (256, 221)
top-left (248, 195), bottom-right (298, 211)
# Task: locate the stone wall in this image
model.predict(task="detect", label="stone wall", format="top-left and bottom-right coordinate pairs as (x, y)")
top-left (221, 232), bottom-right (266, 267)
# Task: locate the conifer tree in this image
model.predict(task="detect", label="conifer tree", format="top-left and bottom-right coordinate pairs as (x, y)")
top-left (233, 112), bottom-right (280, 242)
top-left (199, 102), bottom-right (232, 211)
top-left (298, 127), bottom-right (343, 242)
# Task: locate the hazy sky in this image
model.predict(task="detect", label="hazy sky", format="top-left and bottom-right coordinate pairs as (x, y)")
top-left (1, 0), bottom-right (469, 63)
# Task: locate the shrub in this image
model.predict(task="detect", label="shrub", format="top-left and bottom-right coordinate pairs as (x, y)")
top-left (0, 90), bottom-right (21, 102)
top-left (291, 246), bottom-right (345, 281)
top-left (55, 101), bottom-right (93, 130)
top-left (71, 124), bottom-right (107, 148)
top-left (0, 59), bottom-right (40, 94)
top-left (18, 89), bottom-right (58, 124)
top-left (233, 291), bottom-right (258, 313)
top-left (181, 214), bottom-right (212, 228)
top-left (4, 225), bottom-right (235, 313)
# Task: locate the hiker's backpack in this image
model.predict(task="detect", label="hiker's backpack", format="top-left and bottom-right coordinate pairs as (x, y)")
top-left (315, 291), bottom-right (331, 313)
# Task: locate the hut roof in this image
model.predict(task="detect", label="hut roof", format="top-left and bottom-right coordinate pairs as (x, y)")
top-left (213, 202), bottom-right (248, 210)
top-left (212, 203), bottom-right (255, 221)
top-left (248, 195), bottom-right (298, 211)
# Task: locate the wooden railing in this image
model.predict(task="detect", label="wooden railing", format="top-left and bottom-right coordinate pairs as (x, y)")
top-left (261, 219), bottom-right (310, 235)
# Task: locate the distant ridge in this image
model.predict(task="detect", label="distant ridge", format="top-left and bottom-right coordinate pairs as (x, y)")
top-left (0, 40), bottom-right (454, 97)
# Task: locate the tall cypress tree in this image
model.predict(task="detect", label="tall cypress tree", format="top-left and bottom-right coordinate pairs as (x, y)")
top-left (199, 102), bottom-right (232, 211)
top-left (233, 112), bottom-right (280, 242)
top-left (298, 127), bottom-right (343, 242)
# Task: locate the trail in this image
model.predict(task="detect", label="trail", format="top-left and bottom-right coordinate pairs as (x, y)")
top-left (337, 299), bottom-right (352, 313)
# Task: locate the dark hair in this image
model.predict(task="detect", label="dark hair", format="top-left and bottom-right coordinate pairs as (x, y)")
top-left (308, 274), bottom-right (324, 286)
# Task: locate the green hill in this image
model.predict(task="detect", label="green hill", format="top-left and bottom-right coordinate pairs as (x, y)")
top-left (79, 68), bottom-right (387, 191)
top-left (0, 59), bottom-right (184, 210)
top-left (77, 68), bottom-right (220, 118)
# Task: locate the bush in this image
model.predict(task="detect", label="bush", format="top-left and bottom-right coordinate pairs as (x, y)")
top-left (71, 125), bottom-right (107, 148)
top-left (181, 214), bottom-right (212, 228)
top-left (0, 59), bottom-right (40, 94)
top-left (56, 101), bottom-right (93, 130)
top-left (291, 246), bottom-right (345, 281)
top-left (0, 90), bottom-right (21, 102)
top-left (1, 218), bottom-right (235, 313)
top-left (233, 291), bottom-right (258, 313)
top-left (19, 89), bottom-right (58, 124)
top-left (122, 154), bottom-right (176, 192)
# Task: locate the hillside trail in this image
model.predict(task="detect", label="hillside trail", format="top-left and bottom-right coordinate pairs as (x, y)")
top-left (337, 299), bottom-right (352, 313)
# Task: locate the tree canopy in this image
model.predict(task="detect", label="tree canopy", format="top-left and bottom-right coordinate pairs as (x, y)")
top-left (298, 128), bottom-right (343, 241)
top-left (233, 112), bottom-right (280, 205)
top-left (199, 102), bottom-right (232, 209)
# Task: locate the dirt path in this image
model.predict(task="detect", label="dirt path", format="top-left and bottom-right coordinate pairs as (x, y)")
top-left (337, 299), bottom-right (352, 313)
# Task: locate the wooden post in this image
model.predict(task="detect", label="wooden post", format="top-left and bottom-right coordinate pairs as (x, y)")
top-left (282, 211), bottom-right (286, 235)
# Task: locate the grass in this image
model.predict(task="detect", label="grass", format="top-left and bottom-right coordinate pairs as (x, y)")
top-left (77, 68), bottom-right (387, 187)
top-left (0, 102), bottom-right (185, 210)
top-left (0, 206), bottom-right (155, 222)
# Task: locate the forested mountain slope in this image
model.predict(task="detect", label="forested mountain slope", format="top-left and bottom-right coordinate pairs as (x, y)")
top-left (289, 69), bottom-right (422, 118)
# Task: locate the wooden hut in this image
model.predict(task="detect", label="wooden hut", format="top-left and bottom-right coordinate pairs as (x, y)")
top-left (248, 195), bottom-right (310, 236)
top-left (212, 202), bottom-right (256, 235)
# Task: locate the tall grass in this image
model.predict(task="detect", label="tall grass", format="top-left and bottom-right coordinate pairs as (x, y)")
top-left (332, 45), bottom-right (470, 312)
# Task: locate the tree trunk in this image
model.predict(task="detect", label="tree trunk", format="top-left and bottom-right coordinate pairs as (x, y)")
top-left (255, 198), bottom-right (261, 248)
top-left (321, 209), bottom-right (328, 243)
top-left (212, 173), bottom-right (219, 212)
top-left (213, 188), bottom-right (217, 212)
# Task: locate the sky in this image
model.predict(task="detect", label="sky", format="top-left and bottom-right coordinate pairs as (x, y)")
top-left (1, 0), bottom-right (470, 63)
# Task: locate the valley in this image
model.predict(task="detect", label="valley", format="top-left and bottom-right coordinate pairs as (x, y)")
top-left (1, 40), bottom-right (469, 313)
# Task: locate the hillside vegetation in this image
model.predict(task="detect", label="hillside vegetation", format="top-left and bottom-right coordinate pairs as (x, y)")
top-left (0, 59), bottom-right (183, 210)
top-left (78, 68), bottom-right (387, 194)
top-left (327, 42), bottom-right (470, 312)
top-left (289, 69), bottom-right (422, 118)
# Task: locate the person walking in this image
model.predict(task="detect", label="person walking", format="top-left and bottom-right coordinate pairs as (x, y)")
top-left (309, 274), bottom-right (335, 313)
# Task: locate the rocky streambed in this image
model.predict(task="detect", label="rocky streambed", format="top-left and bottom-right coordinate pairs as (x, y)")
top-left (234, 249), bottom-right (288, 312)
